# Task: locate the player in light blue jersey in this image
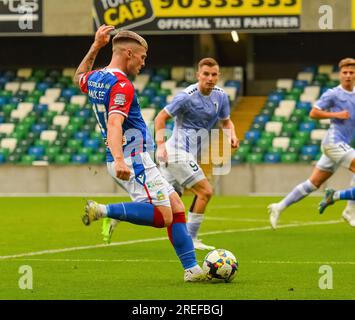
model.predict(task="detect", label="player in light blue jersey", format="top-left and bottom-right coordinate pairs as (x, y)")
top-left (74, 26), bottom-right (206, 282)
top-left (268, 58), bottom-right (355, 229)
top-left (154, 58), bottom-right (239, 250)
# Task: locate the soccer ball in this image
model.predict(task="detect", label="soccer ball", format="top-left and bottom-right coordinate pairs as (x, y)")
top-left (202, 249), bottom-right (238, 282)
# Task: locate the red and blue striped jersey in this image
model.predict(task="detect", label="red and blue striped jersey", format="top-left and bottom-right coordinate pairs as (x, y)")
top-left (79, 68), bottom-right (154, 162)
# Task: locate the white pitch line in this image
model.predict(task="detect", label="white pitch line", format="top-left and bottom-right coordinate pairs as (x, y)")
top-left (205, 217), bottom-right (269, 222)
top-left (8, 258), bottom-right (355, 266)
top-left (0, 219), bottom-right (342, 261)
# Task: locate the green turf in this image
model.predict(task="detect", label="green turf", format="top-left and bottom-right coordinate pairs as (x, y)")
top-left (1, 196), bottom-right (355, 300)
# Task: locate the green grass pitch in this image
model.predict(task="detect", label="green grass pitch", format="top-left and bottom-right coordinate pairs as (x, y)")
top-left (0, 196), bottom-right (355, 300)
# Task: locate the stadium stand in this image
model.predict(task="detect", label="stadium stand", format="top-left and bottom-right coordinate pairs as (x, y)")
top-left (232, 64), bottom-right (342, 165)
top-left (0, 67), bottom-right (241, 165)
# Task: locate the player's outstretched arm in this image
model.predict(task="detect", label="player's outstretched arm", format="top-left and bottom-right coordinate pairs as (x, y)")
top-left (73, 24), bottom-right (114, 85)
top-left (154, 109), bottom-right (171, 163)
top-left (309, 107), bottom-right (350, 120)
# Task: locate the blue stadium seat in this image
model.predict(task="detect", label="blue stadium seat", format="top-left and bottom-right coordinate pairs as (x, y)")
top-left (299, 121), bottom-right (316, 132)
top-left (0, 154), bottom-right (5, 163)
top-left (75, 109), bottom-right (91, 119)
top-left (225, 80), bottom-right (241, 90)
top-left (152, 96), bottom-right (166, 109)
top-left (264, 153), bottom-right (281, 163)
top-left (72, 154), bottom-right (88, 164)
top-left (74, 131), bottom-right (90, 141)
top-left (34, 104), bottom-right (48, 114)
top-left (151, 74), bottom-right (165, 83)
top-left (0, 115), bottom-right (4, 124)
top-left (296, 101), bottom-right (312, 112)
top-left (293, 80), bottom-right (308, 89)
top-left (253, 115), bottom-right (270, 125)
top-left (141, 88), bottom-right (156, 101)
top-left (36, 82), bottom-right (51, 92)
top-left (267, 93), bottom-right (283, 103)
top-left (28, 146), bottom-right (45, 160)
top-left (244, 130), bottom-right (261, 142)
top-left (32, 123), bottom-right (47, 134)
top-left (61, 88), bottom-right (77, 99)
top-left (84, 138), bottom-right (100, 150)
top-left (301, 145), bottom-right (319, 158)
top-left (0, 96), bottom-right (8, 106)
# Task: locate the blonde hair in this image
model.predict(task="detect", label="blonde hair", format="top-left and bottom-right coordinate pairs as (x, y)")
top-left (198, 57), bottom-right (219, 70)
top-left (112, 30), bottom-right (148, 51)
top-left (338, 58), bottom-right (355, 69)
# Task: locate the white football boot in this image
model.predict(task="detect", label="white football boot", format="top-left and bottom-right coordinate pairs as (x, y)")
top-left (192, 239), bottom-right (215, 251)
top-left (184, 265), bottom-right (207, 282)
top-left (268, 203), bottom-right (282, 230)
top-left (342, 203), bottom-right (355, 227)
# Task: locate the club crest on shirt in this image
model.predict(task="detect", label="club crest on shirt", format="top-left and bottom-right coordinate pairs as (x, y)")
top-left (157, 191), bottom-right (165, 201)
top-left (114, 93), bottom-right (126, 106)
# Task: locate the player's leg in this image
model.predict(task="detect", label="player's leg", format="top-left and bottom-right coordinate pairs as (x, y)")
top-left (188, 179), bottom-right (215, 250)
top-left (342, 174), bottom-right (355, 226)
top-left (168, 191), bottom-right (206, 282)
top-left (268, 163), bottom-right (332, 229)
top-left (319, 186), bottom-right (355, 214)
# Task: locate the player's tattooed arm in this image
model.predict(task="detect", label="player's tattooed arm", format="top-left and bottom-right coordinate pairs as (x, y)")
top-left (73, 24), bottom-right (114, 85)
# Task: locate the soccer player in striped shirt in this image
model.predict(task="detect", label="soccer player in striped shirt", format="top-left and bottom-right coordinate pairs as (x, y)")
top-left (74, 25), bottom-right (205, 282)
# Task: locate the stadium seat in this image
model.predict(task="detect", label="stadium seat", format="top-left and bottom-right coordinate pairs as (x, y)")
top-left (310, 129), bottom-right (327, 141)
top-left (89, 154), bottom-right (105, 164)
top-left (265, 121), bottom-right (282, 136)
top-left (264, 152), bottom-right (281, 163)
top-left (297, 72), bottom-right (313, 83)
top-left (246, 153), bottom-right (263, 164)
top-left (40, 130), bottom-right (58, 143)
top-left (20, 81), bottom-right (36, 92)
top-left (171, 67), bottom-right (185, 82)
top-left (281, 152), bottom-right (298, 163)
top-left (272, 137), bottom-right (290, 151)
top-left (0, 123), bottom-right (15, 136)
top-left (55, 154), bottom-right (70, 164)
top-left (318, 64), bottom-right (334, 75)
top-left (70, 95), bottom-right (87, 107)
top-left (72, 154), bottom-right (88, 164)
top-left (276, 78), bottom-right (293, 91)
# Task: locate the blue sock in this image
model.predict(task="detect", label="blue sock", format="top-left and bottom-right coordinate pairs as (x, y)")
top-left (340, 187), bottom-right (355, 201)
top-left (279, 179), bottom-right (317, 211)
top-left (107, 202), bottom-right (165, 228)
top-left (168, 212), bottom-right (197, 270)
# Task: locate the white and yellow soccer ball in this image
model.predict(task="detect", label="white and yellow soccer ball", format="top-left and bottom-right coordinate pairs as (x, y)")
top-left (202, 249), bottom-right (238, 282)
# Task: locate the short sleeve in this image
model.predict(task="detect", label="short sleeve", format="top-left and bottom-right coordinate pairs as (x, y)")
top-left (218, 93), bottom-right (231, 120)
top-left (164, 92), bottom-right (189, 117)
top-left (79, 71), bottom-right (94, 94)
top-left (108, 81), bottom-right (134, 118)
top-left (314, 89), bottom-right (335, 110)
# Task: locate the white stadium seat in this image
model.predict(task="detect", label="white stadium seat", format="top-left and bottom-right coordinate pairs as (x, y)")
top-left (297, 72), bottom-right (313, 83)
top-left (62, 68), bottom-right (76, 78)
top-left (272, 137), bottom-right (290, 151)
top-left (39, 96), bottom-right (57, 104)
top-left (265, 121), bottom-right (283, 136)
top-left (70, 95), bottom-right (87, 106)
top-left (5, 82), bottom-right (20, 94)
top-left (20, 81), bottom-right (36, 92)
top-left (0, 123), bottom-right (15, 135)
top-left (0, 138), bottom-right (17, 153)
top-left (304, 86), bottom-right (320, 97)
top-left (11, 109), bottom-right (28, 121)
top-left (318, 64), bottom-right (334, 75)
top-left (300, 94), bottom-right (317, 104)
top-left (17, 102), bottom-right (34, 113)
top-left (310, 129), bottom-right (327, 141)
top-left (53, 115), bottom-right (70, 129)
top-left (134, 74), bottom-right (150, 92)
top-left (95, 124), bottom-right (101, 133)
top-left (40, 130), bottom-right (58, 143)
top-left (161, 80), bottom-right (177, 91)
top-left (276, 78), bottom-right (293, 91)
top-left (48, 102), bottom-right (65, 114)
top-left (184, 67), bottom-right (195, 82)
top-left (45, 88), bottom-right (61, 100)
top-left (17, 68), bottom-right (32, 78)
top-left (171, 67), bottom-right (185, 81)
top-left (320, 118), bottom-right (331, 125)
top-left (141, 108), bottom-right (156, 123)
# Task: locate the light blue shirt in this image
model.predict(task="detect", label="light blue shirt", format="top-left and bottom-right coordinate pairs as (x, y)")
top-left (315, 85), bottom-right (355, 145)
top-left (164, 83), bottom-right (230, 155)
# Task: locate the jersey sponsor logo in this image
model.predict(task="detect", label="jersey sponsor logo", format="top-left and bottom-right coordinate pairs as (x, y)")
top-left (156, 190), bottom-right (165, 201)
top-left (114, 93), bottom-right (126, 106)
